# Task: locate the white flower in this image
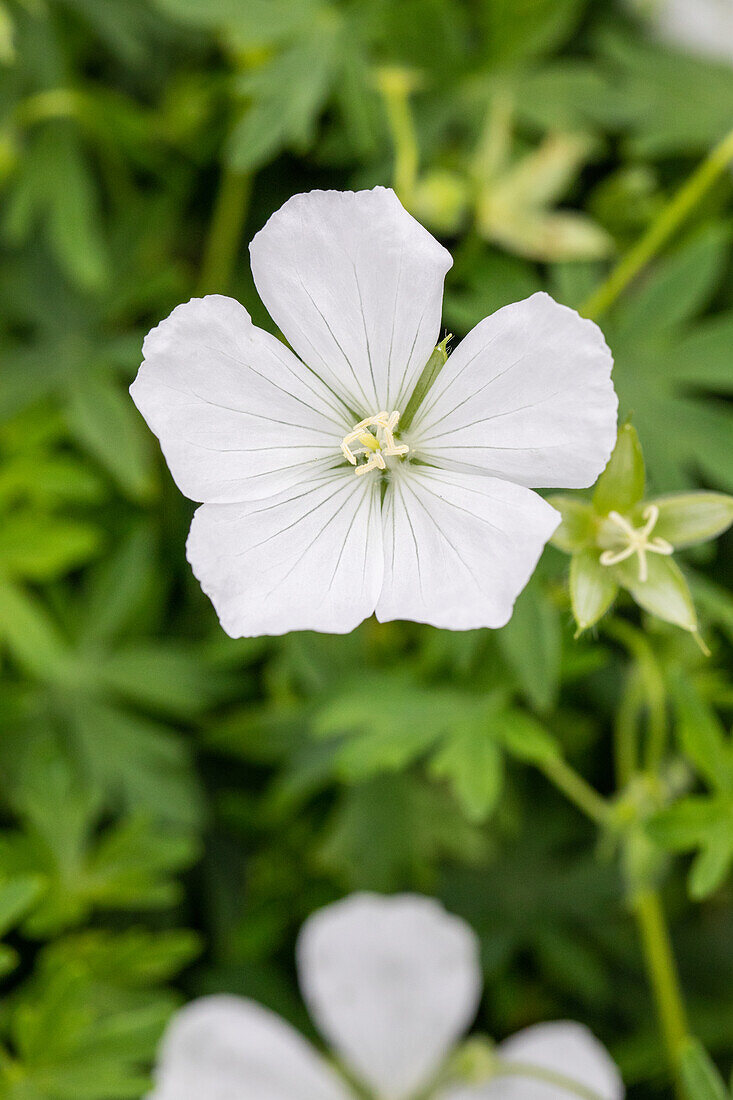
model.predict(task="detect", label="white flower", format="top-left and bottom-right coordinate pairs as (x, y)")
top-left (149, 893), bottom-right (624, 1100)
top-left (628, 0), bottom-right (733, 63)
top-left (131, 188), bottom-right (616, 637)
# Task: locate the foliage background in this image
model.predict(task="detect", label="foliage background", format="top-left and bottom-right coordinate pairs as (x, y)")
top-left (0, 0), bottom-right (732, 1097)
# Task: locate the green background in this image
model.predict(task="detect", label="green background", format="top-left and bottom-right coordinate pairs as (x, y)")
top-left (0, 1), bottom-right (732, 1097)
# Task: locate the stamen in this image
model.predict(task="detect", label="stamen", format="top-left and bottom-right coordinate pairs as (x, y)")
top-left (599, 504), bottom-right (673, 582)
top-left (340, 411), bottom-right (409, 475)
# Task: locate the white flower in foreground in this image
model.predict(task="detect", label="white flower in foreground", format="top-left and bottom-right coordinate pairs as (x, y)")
top-left (149, 893), bottom-right (623, 1100)
top-left (131, 187), bottom-right (617, 637)
top-left (628, 0), bottom-right (733, 63)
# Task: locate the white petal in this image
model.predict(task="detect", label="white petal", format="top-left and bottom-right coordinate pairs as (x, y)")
top-left (186, 469), bottom-right (383, 637)
top-left (131, 295), bottom-right (350, 503)
top-left (297, 893), bottom-right (482, 1100)
top-left (375, 466), bottom-right (559, 630)
top-left (149, 995), bottom-right (354, 1100)
top-left (409, 293), bottom-right (617, 489)
top-left (492, 1023), bottom-right (624, 1100)
top-left (647, 0), bottom-right (733, 64)
top-left (249, 188), bottom-right (452, 414)
top-left (437, 1022), bottom-right (623, 1100)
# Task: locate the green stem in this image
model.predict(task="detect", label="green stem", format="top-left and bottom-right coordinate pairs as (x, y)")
top-left (614, 670), bottom-right (641, 788)
top-left (197, 166), bottom-right (252, 296)
top-left (632, 889), bottom-right (689, 1088)
top-left (495, 1059), bottom-right (606, 1100)
top-left (376, 68), bottom-right (420, 203)
top-left (581, 124), bottom-right (733, 320)
top-left (604, 619), bottom-right (668, 778)
top-left (538, 755), bottom-right (611, 827)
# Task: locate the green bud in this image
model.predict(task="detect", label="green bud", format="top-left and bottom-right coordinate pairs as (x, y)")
top-left (411, 169), bottom-right (469, 235)
top-left (449, 1036), bottom-right (498, 1084)
top-left (546, 495), bottom-right (595, 553)
top-left (645, 492), bottom-right (733, 548)
top-left (475, 132), bottom-right (613, 262)
top-left (593, 423), bottom-right (646, 516)
top-left (570, 549), bottom-right (618, 634)
top-left (400, 338), bottom-right (450, 432)
top-left (493, 132), bottom-right (597, 211)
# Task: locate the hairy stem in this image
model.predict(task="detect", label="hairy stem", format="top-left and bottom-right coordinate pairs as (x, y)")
top-left (632, 889), bottom-right (689, 1089)
top-left (538, 755), bottom-right (611, 826)
top-left (581, 124), bottom-right (733, 320)
top-left (197, 166), bottom-right (252, 296)
top-left (605, 620), bottom-right (668, 777)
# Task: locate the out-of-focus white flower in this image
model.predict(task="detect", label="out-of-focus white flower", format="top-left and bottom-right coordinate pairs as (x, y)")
top-left (149, 893), bottom-right (624, 1100)
top-left (131, 188), bottom-right (616, 637)
top-left (630, 0), bottom-right (733, 64)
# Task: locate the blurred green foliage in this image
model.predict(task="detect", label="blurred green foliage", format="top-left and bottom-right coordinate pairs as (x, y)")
top-left (0, 1), bottom-right (732, 1097)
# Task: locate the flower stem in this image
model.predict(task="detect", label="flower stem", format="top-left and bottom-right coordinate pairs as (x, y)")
top-left (197, 166), bottom-right (252, 296)
top-left (494, 1059), bottom-right (606, 1100)
top-left (604, 620), bottom-right (669, 777)
top-left (376, 67), bottom-right (420, 204)
top-left (538, 755), bottom-right (611, 826)
top-left (631, 889), bottom-right (689, 1088)
top-left (581, 124), bottom-right (733, 321)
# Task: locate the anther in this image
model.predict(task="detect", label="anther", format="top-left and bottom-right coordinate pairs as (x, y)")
top-left (340, 411), bottom-right (409, 475)
top-left (599, 504), bottom-right (673, 582)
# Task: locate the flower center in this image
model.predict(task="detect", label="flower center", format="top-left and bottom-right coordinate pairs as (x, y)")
top-left (340, 410), bottom-right (409, 476)
top-left (599, 504), bottom-right (673, 582)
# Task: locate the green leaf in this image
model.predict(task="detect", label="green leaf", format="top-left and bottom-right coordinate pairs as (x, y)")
top-left (680, 1039), bottom-right (731, 1100)
top-left (0, 580), bottom-right (74, 684)
top-left (570, 549), bottom-right (618, 633)
top-left (153, 0), bottom-right (318, 42)
top-left (615, 554), bottom-right (697, 633)
top-left (648, 493), bottom-right (733, 549)
top-left (0, 874), bottom-right (45, 938)
top-left (4, 125), bottom-right (110, 291)
top-left (671, 679), bottom-right (733, 793)
top-left (429, 723), bottom-right (504, 822)
top-left (98, 642), bottom-right (228, 718)
top-left (497, 709), bottom-right (560, 765)
top-left (227, 23), bottom-right (340, 171)
top-left (546, 495), bottom-right (595, 553)
top-left (496, 578), bottom-right (561, 711)
top-left (592, 423), bottom-right (646, 516)
top-left (318, 773), bottom-right (486, 892)
top-left (480, 0), bottom-right (588, 65)
top-left (688, 832), bottom-right (733, 901)
top-left (313, 677), bottom-right (469, 780)
top-left (68, 698), bottom-right (204, 827)
top-left (617, 223), bottom-right (731, 339)
top-left (607, 231), bottom-right (733, 493)
top-left (596, 28), bottom-right (733, 157)
top-left (0, 512), bottom-right (101, 581)
top-left (65, 370), bottom-right (154, 501)
top-left (647, 796), bottom-right (733, 899)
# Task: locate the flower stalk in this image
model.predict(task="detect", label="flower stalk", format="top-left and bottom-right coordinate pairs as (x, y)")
top-left (632, 890), bottom-right (689, 1087)
top-left (538, 755), bottom-right (612, 827)
top-left (197, 166), bottom-right (252, 295)
top-left (581, 123), bottom-right (733, 320)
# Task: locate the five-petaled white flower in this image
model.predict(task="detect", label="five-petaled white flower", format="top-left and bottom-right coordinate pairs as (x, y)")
top-left (131, 188), bottom-right (617, 637)
top-left (149, 893), bottom-right (623, 1100)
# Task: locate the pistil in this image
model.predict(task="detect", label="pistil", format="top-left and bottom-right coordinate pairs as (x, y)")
top-left (599, 504), bottom-right (673, 582)
top-left (341, 411), bottom-right (409, 476)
